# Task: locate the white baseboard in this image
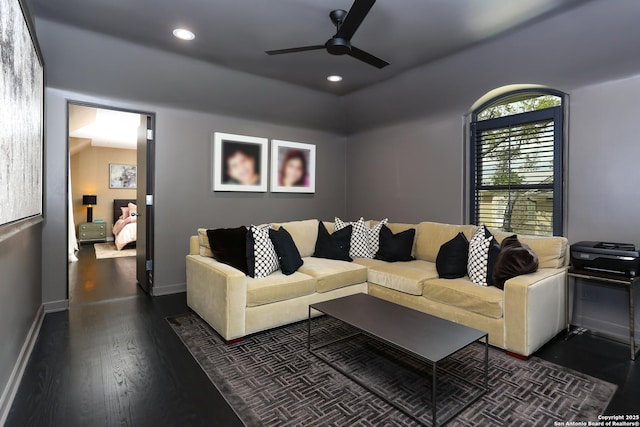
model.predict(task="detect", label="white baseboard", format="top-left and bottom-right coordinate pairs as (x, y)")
top-left (43, 299), bottom-right (69, 313)
top-left (0, 304), bottom-right (45, 426)
top-left (152, 282), bottom-right (186, 296)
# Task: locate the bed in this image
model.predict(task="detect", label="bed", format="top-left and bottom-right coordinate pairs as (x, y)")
top-left (112, 199), bottom-right (137, 250)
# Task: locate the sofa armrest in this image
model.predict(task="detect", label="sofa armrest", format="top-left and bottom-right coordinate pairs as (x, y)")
top-left (186, 255), bottom-right (247, 340)
top-left (503, 268), bottom-right (567, 356)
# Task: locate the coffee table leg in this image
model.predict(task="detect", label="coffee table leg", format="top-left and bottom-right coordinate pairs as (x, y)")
top-left (308, 306), bottom-right (311, 351)
top-left (432, 362), bottom-right (437, 427)
top-left (484, 335), bottom-right (489, 390)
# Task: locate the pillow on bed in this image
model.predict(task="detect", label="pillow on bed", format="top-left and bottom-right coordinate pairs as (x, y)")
top-left (120, 206), bottom-right (130, 220)
top-left (128, 203), bottom-right (137, 216)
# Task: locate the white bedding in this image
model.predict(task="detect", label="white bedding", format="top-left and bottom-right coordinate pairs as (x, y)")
top-left (113, 215), bottom-right (137, 250)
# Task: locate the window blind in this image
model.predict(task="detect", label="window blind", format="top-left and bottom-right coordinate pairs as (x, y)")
top-left (470, 107), bottom-right (563, 236)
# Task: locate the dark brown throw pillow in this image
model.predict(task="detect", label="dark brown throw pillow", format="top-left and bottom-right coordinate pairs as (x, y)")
top-left (206, 226), bottom-right (249, 274)
top-left (492, 235), bottom-right (539, 290)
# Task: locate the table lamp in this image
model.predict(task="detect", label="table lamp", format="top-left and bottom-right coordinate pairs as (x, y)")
top-left (82, 195), bottom-right (97, 222)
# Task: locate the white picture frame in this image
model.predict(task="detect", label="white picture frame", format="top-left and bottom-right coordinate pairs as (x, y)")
top-left (212, 132), bottom-right (268, 192)
top-left (270, 140), bottom-right (316, 193)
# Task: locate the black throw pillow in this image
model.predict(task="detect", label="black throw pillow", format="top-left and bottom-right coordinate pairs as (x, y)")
top-left (492, 235), bottom-right (539, 290)
top-left (206, 226), bottom-right (249, 274)
top-left (313, 222), bottom-right (353, 262)
top-left (269, 227), bottom-right (304, 275)
top-left (484, 226), bottom-right (502, 286)
top-left (374, 225), bottom-right (416, 262)
top-left (246, 230), bottom-right (256, 277)
top-left (436, 232), bottom-right (469, 279)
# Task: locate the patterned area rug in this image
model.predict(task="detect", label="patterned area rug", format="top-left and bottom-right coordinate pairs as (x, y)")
top-left (168, 314), bottom-right (616, 426)
top-left (93, 242), bottom-right (135, 259)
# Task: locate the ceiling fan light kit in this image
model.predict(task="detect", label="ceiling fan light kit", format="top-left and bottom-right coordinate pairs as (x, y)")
top-left (265, 0), bottom-right (389, 69)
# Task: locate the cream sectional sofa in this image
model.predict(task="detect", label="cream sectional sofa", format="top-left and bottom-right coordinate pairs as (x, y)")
top-left (186, 219), bottom-right (569, 357)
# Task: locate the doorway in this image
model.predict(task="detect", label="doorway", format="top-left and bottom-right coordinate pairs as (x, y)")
top-left (67, 102), bottom-right (155, 305)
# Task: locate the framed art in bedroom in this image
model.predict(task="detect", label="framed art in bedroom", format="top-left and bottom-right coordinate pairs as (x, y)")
top-left (212, 132), bottom-right (268, 192)
top-left (0, 0), bottom-right (44, 228)
top-left (270, 140), bottom-right (316, 193)
top-left (109, 164), bottom-right (137, 189)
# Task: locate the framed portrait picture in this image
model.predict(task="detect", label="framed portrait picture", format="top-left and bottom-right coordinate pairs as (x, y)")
top-left (212, 132), bottom-right (268, 192)
top-left (109, 164), bottom-right (137, 189)
top-left (270, 140), bottom-right (316, 193)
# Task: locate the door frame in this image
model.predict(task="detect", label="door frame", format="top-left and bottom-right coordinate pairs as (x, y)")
top-left (66, 100), bottom-right (156, 297)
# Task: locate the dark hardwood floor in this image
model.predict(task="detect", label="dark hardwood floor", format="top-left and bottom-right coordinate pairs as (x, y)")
top-left (536, 330), bottom-right (640, 414)
top-left (6, 289), bottom-right (639, 425)
top-left (6, 294), bottom-right (243, 427)
top-left (69, 243), bottom-right (143, 305)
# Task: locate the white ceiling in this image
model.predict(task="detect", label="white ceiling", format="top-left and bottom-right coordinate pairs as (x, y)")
top-left (27, 0), bottom-right (579, 95)
top-left (69, 105), bottom-right (141, 151)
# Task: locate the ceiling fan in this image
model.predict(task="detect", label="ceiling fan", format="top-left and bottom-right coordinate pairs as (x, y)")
top-left (265, 0), bottom-right (389, 69)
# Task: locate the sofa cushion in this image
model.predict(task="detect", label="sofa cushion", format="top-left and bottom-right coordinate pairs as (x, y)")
top-left (206, 226), bottom-right (249, 274)
top-left (436, 232), bottom-right (469, 279)
top-left (298, 257), bottom-right (368, 293)
top-left (490, 229), bottom-right (568, 269)
top-left (313, 222), bottom-right (352, 261)
top-left (271, 219), bottom-right (319, 258)
top-left (246, 271), bottom-right (316, 307)
top-left (415, 222), bottom-right (477, 262)
top-left (197, 228), bottom-right (214, 257)
top-left (367, 260), bottom-right (438, 296)
top-left (422, 277), bottom-right (504, 319)
top-left (352, 258), bottom-right (390, 269)
top-left (269, 227), bottom-right (303, 275)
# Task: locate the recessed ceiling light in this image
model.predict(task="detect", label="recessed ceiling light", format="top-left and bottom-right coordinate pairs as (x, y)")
top-left (173, 28), bottom-right (195, 41)
top-left (327, 75), bottom-right (343, 82)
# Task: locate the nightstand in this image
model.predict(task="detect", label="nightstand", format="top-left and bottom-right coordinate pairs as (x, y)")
top-left (78, 222), bottom-right (107, 243)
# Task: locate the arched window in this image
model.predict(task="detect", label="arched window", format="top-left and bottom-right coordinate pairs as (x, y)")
top-left (469, 88), bottom-right (565, 236)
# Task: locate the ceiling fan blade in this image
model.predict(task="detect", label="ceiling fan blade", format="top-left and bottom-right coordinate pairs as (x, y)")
top-left (336, 0), bottom-right (376, 40)
top-left (348, 46), bottom-right (389, 69)
top-left (265, 45), bottom-right (325, 55)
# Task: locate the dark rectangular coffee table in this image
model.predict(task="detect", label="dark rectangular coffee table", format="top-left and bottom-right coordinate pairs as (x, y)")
top-left (308, 293), bottom-right (488, 427)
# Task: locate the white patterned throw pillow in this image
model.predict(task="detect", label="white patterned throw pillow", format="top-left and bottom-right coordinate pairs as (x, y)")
top-left (367, 218), bottom-right (388, 257)
top-left (468, 226), bottom-right (492, 286)
top-left (335, 217), bottom-right (371, 258)
top-left (250, 225), bottom-right (280, 278)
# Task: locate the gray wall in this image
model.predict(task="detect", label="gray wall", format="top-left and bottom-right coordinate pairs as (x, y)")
top-left (43, 87), bottom-right (346, 299)
top-left (345, 72), bottom-right (640, 342)
top-left (0, 223), bottom-right (43, 408)
top-left (346, 114), bottom-right (464, 224)
top-left (568, 74), bottom-right (640, 340)
top-left (35, 18), bottom-right (349, 300)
